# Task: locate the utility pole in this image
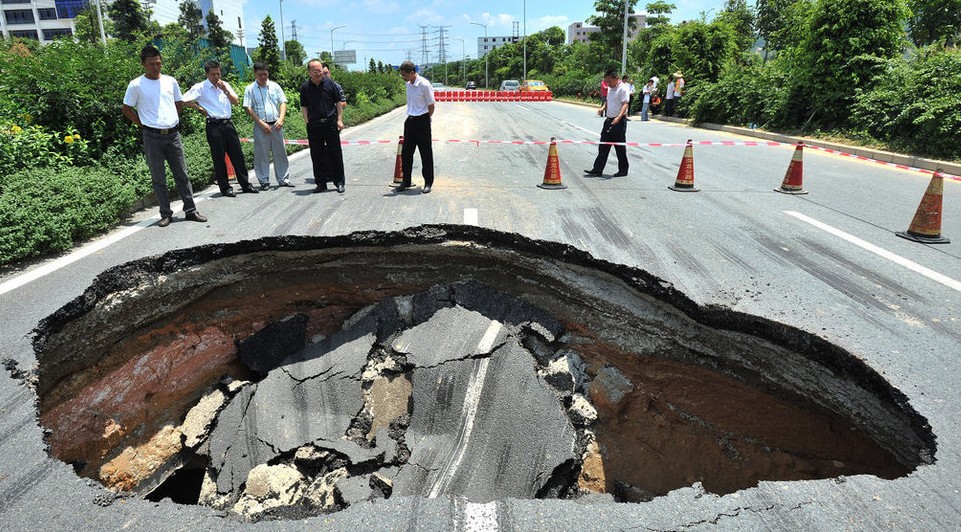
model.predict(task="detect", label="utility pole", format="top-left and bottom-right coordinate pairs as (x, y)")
top-left (620, 0), bottom-right (629, 76)
top-left (470, 21), bottom-right (488, 89)
top-left (419, 25), bottom-right (430, 70)
top-left (95, 0), bottom-right (106, 45)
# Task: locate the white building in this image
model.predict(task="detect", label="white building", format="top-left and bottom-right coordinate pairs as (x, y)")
top-left (476, 35), bottom-right (520, 58)
top-left (0, 0), bottom-right (85, 42)
top-left (151, 0), bottom-right (244, 46)
top-left (567, 15), bottom-right (647, 45)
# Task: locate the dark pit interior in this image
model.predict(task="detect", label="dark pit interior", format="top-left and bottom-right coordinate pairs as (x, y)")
top-left (29, 225), bottom-right (936, 521)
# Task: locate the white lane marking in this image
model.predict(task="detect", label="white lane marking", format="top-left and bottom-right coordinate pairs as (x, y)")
top-left (0, 197), bottom-right (207, 297)
top-left (785, 211), bottom-right (961, 293)
top-left (428, 320), bottom-right (502, 498)
top-left (464, 501), bottom-right (499, 531)
top-left (464, 208), bottom-right (479, 226)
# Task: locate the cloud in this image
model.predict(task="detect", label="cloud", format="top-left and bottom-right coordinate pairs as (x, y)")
top-left (361, 0), bottom-right (402, 14)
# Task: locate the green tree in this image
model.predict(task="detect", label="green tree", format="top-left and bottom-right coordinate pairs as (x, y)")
top-left (799, 0), bottom-right (910, 126)
top-left (255, 16), bottom-right (281, 74)
top-left (369, 57), bottom-right (377, 73)
top-left (205, 10), bottom-right (232, 50)
top-left (588, 0), bottom-right (642, 54)
top-left (73, 5), bottom-right (111, 43)
top-left (908, 0), bottom-right (961, 47)
top-left (285, 40), bottom-right (306, 65)
top-left (754, 0), bottom-right (796, 55)
top-left (178, 0), bottom-right (205, 42)
top-left (107, 0), bottom-right (150, 42)
top-left (717, 0), bottom-right (756, 51)
top-left (645, 1), bottom-right (676, 29)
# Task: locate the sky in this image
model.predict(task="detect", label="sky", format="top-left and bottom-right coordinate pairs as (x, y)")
top-left (239, 0), bottom-right (732, 69)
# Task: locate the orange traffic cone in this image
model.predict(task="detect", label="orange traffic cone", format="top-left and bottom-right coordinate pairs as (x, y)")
top-left (389, 135), bottom-right (404, 187)
top-left (775, 141), bottom-right (808, 194)
top-left (538, 137), bottom-right (567, 189)
top-left (225, 154), bottom-right (236, 181)
top-left (669, 139), bottom-right (699, 192)
top-left (897, 170), bottom-right (950, 244)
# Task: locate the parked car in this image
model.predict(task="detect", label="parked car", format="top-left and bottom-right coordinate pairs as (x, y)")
top-left (466, 81), bottom-right (477, 90)
top-left (431, 82), bottom-right (447, 92)
top-left (499, 80), bottom-right (520, 91)
top-left (520, 80), bottom-right (549, 92)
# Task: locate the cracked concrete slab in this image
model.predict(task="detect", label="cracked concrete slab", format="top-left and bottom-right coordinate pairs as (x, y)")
top-left (395, 341), bottom-right (577, 502)
top-left (391, 305), bottom-right (510, 367)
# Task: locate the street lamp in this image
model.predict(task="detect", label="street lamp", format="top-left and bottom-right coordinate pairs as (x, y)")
top-left (452, 36), bottom-right (464, 85)
top-left (330, 25), bottom-right (346, 68)
top-left (523, 0), bottom-right (527, 80)
top-left (470, 21), bottom-right (488, 89)
top-left (279, 0), bottom-right (286, 61)
top-left (621, 0), bottom-right (629, 76)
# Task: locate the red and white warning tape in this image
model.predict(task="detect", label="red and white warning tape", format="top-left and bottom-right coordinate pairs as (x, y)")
top-left (239, 137), bottom-right (960, 181)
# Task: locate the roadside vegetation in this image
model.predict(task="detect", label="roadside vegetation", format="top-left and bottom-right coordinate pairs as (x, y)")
top-left (0, 0), bottom-right (958, 267)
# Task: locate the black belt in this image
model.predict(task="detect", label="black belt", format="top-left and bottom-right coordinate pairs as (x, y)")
top-left (265, 120), bottom-right (276, 125)
top-left (206, 118), bottom-right (231, 125)
top-left (310, 117), bottom-right (331, 124)
top-left (142, 125), bottom-right (177, 134)
top-left (407, 113), bottom-right (430, 119)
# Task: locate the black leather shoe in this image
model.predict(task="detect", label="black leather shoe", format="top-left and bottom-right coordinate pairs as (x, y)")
top-left (185, 211), bottom-right (207, 223)
top-left (157, 216), bottom-right (171, 227)
top-left (259, 183), bottom-right (270, 191)
top-left (223, 189), bottom-right (236, 197)
top-left (241, 186), bottom-right (259, 194)
top-left (395, 184), bottom-right (410, 192)
top-left (313, 186), bottom-right (327, 193)
top-left (336, 184), bottom-right (345, 193)
top-left (584, 169), bottom-right (601, 176)
top-left (422, 185), bottom-right (431, 194)
top-left (612, 171), bottom-right (628, 177)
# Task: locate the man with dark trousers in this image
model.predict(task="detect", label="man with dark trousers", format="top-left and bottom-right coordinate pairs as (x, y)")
top-left (182, 60), bottom-right (259, 197)
top-left (121, 45), bottom-right (207, 227)
top-left (300, 59), bottom-right (346, 193)
top-left (397, 60), bottom-right (435, 193)
top-left (585, 69), bottom-right (630, 178)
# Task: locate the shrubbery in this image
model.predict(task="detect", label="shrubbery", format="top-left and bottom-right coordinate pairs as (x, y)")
top-left (0, 166), bottom-right (137, 264)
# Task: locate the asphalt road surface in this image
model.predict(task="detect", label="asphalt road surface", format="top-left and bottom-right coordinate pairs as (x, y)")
top-left (1, 100), bottom-right (960, 530)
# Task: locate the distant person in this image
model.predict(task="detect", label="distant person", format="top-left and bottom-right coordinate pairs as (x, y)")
top-left (641, 78), bottom-right (654, 121)
top-left (672, 71), bottom-right (685, 115)
top-left (584, 70), bottom-right (630, 178)
top-left (182, 60), bottom-right (260, 197)
top-left (397, 60), bottom-right (435, 193)
top-left (625, 76), bottom-right (635, 117)
top-left (121, 45), bottom-right (207, 227)
top-left (243, 62), bottom-right (292, 190)
top-left (599, 78), bottom-right (609, 104)
top-left (300, 59), bottom-right (346, 193)
top-left (665, 75), bottom-right (676, 117)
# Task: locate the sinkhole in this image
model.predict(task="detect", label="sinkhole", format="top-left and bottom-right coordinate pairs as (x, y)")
top-left (28, 225), bottom-right (935, 522)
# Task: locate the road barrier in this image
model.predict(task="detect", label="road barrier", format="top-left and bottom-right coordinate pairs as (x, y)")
top-left (775, 141), bottom-right (808, 195)
top-left (669, 140), bottom-right (699, 192)
top-left (432, 91), bottom-right (553, 102)
top-left (537, 137), bottom-right (566, 190)
top-left (897, 170), bottom-right (951, 244)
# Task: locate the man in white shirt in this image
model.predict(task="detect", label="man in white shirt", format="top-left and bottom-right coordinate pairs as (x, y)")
top-left (243, 62), bottom-right (291, 190)
top-left (182, 60), bottom-right (259, 197)
top-left (584, 70), bottom-right (631, 177)
top-left (121, 45), bottom-right (206, 227)
top-left (397, 60), bottom-right (435, 193)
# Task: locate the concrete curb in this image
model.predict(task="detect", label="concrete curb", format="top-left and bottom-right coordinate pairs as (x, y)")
top-left (653, 115), bottom-right (961, 177)
top-left (556, 98), bottom-right (959, 176)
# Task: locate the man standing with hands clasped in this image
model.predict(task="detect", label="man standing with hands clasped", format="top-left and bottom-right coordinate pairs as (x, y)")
top-left (301, 59), bottom-right (347, 193)
top-left (182, 60), bottom-right (259, 197)
top-left (397, 61), bottom-right (435, 193)
top-left (243, 62), bottom-right (292, 190)
top-left (585, 69), bottom-right (630, 178)
top-left (121, 45), bottom-right (207, 227)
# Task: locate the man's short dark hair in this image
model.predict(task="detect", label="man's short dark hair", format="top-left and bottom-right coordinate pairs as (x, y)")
top-left (399, 60), bottom-right (416, 72)
top-left (253, 62), bottom-right (268, 72)
top-left (140, 45), bottom-right (160, 63)
top-left (307, 58), bottom-right (322, 69)
top-left (604, 69), bottom-right (619, 79)
top-left (203, 59), bottom-right (221, 73)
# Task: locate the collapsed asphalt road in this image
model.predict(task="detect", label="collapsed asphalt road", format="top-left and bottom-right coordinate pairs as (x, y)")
top-left (21, 225), bottom-right (934, 523)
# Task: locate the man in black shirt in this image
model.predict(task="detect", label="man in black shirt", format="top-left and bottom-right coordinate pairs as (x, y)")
top-left (300, 59), bottom-right (346, 193)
